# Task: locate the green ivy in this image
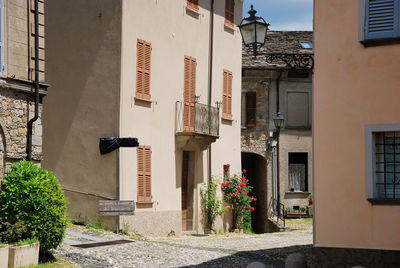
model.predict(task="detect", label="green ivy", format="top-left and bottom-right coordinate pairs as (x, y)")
top-left (0, 161), bottom-right (68, 252)
top-left (200, 177), bottom-right (224, 232)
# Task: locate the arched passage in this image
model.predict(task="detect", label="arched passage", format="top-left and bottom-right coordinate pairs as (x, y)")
top-left (242, 152), bottom-right (267, 233)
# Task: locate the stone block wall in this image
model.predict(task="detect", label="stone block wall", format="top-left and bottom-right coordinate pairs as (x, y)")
top-left (0, 86), bottom-right (43, 179)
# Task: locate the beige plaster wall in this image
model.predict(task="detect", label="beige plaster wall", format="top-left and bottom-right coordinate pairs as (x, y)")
top-left (42, 0), bottom-right (122, 224)
top-left (314, 0), bottom-right (400, 250)
top-left (119, 0), bottom-right (242, 235)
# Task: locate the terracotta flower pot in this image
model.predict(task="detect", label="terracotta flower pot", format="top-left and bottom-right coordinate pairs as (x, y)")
top-left (8, 242), bottom-right (39, 268)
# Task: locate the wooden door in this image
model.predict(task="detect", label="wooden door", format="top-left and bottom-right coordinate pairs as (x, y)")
top-left (181, 151), bottom-right (189, 231)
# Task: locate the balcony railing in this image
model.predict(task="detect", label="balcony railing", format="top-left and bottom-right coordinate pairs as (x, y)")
top-left (175, 101), bottom-right (219, 137)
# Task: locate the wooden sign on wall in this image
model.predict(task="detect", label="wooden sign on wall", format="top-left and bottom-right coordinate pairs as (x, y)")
top-left (98, 200), bottom-right (135, 216)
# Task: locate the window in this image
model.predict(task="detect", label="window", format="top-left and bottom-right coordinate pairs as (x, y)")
top-left (374, 132), bottom-right (400, 198)
top-left (225, 0), bottom-right (235, 27)
top-left (360, 0), bottom-right (400, 43)
top-left (286, 92), bottom-right (310, 128)
top-left (288, 153), bottom-right (308, 192)
top-left (245, 91), bottom-right (256, 127)
top-left (183, 56), bottom-right (196, 132)
top-left (299, 41), bottom-right (312, 49)
top-left (137, 146), bottom-right (152, 202)
top-left (222, 70), bottom-right (233, 119)
top-left (136, 39), bottom-right (151, 100)
top-left (187, 0), bottom-right (199, 12)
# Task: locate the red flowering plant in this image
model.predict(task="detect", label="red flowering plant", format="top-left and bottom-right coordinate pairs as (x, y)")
top-left (221, 166), bottom-right (256, 230)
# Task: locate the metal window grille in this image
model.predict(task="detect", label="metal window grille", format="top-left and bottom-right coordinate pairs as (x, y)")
top-left (375, 131), bottom-right (400, 199)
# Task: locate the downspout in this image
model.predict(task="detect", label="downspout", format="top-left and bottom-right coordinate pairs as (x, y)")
top-left (207, 0), bottom-right (214, 182)
top-left (26, 0), bottom-right (40, 161)
top-left (275, 70), bottom-right (282, 214)
top-left (276, 70), bottom-right (282, 114)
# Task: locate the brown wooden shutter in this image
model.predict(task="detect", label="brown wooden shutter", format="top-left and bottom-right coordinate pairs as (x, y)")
top-left (137, 146), bottom-right (152, 202)
top-left (246, 92), bottom-right (256, 127)
top-left (136, 39), bottom-right (151, 100)
top-left (187, 0), bottom-right (199, 11)
top-left (183, 56), bottom-right (196, 132)
top-left (223, 70), bottom-right (233, 119)
top-left (225, 0), bottom-right (234, 27)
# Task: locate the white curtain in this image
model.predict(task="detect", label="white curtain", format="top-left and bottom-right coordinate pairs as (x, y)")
top-left (289, 164), bottom-right (306, 191)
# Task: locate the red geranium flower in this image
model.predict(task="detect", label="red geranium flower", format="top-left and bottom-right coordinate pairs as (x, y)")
top-left (226, 164), bottom-right (230, 167)
top-left (233, 174), bottom-right (237, 177)
top-left (245, 190), bottom-right (249, 195)
top-left (225, 182), bottom-right (229, 187)
top-left (227, 193), bottom-right (231, 196)
top-left (237, 186), bottom-right (242, 191)
top-left (240, 177), bottom-right (246, 182)
top-left (221, 182), bottom-right (225, 187)
top-left (248, 206), bottom-right (254, 211)
top-left (253, 198), bottom-right (257, 201)
top-left (232, 193), bottom-right (236, 197)
top-left (243, 169), bottom-right (247, 174)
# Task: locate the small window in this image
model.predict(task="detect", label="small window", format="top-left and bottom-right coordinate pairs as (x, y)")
top-left (245, 91), bottom-right (256, 127)
top-left (187, 0), bottom-right (199, 12)
top-left (288, 153), bottom-right (308, 192)
top-left (299, 41), bottom-right (312, 49)
top-left (375, 132), bottom-right (400, 199)
top-left (137, 146), bottom-right (152, 202)
top-left (225, 0), bottom-right (235, 27)
top-left (222, 70), bottom-right (233, 119)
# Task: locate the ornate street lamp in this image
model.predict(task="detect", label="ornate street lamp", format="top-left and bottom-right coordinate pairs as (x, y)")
top-left (273, 112), bottom-right (284, 217)
top-left (273, 112), bottom-right (285, 129)
top-left (239, 5), bottom-right (269, 56)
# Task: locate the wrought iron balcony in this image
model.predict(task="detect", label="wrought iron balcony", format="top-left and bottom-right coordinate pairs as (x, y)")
top-left (175, 101), bottom-right (220, 137)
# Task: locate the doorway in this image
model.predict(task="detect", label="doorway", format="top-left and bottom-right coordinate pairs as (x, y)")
top-left (181, 151), bottom-right (195, 231)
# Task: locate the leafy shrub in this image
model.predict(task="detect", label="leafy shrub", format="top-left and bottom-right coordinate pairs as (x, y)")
top-left (0, 220), bottom-right (30, 243)
top-left (200, 177), bottom-right (224, 232)
top-left (0, 161), bottom-right (68, 251)
top-left (18, 237), bottom-right (38, 246)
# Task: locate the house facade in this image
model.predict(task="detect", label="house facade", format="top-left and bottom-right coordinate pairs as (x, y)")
top-left (314, 0), bottom-right (400, 265)
top-left (241, 31), bottom-right (313, 233)
top-left (0, 0), bottom-right (46, 180)
top-left (43, 0), bottom-right (242, 236)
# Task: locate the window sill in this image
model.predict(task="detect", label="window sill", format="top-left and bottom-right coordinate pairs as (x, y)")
top-left (134, 97), bottom-right (152, 103)
top-left (285, 191), bottom-right (310, 195)
top-left (367, 198), bottom-right (400, 206)
top-left (224, 23), bottom-right (235, 33)
top-left (136, 201), bottom-right (154, 204)
top-left (186, 6), bottom-right (200, 17)
top-left (360, 37), bottom-right (400, 47)
top-left (222, 117), bottom-right (234, 122)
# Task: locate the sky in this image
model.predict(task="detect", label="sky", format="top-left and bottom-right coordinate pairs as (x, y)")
top-left (242, 0), bottom-right (313, 31)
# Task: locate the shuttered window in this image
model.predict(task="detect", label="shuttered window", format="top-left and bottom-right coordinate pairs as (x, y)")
top-left (187, 0), bottom-right (199, 11)
top-left (365, 0), bottom-right (400, 40)
top-left (136, 39), bottom-right (151, 100)
top-left (222, 70), bottom-right (233, 119)
top-left (246, 92), bottom-right (256, 127)
top-left (137, 146), bottom-right (152, 202)
top-left (225, 0), bottom-right (235, 27)
top-left (183, 56), bottom-right (196, 132)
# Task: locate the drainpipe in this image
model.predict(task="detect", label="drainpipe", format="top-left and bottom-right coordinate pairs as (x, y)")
top-left (275, 70), bottom-right (282, 214)
top-left (26, 0), bottom-right (40, 161)
top-left (207, 0), bottom-right (214, 182)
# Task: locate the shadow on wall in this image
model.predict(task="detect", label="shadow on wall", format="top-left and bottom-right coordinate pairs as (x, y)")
top-left (180, 244), bottom-right (312, 268)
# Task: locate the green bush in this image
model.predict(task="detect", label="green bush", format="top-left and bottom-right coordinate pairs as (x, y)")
top-left (200, 177), bottom-right (224, 232)
top-left (0, 220), bottom-right (30, 243)
top-left (0, 161), bottom-right (68, 251)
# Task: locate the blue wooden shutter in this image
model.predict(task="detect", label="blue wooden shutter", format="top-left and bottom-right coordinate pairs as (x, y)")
top-left (365, 0), bottom-right (400, 40)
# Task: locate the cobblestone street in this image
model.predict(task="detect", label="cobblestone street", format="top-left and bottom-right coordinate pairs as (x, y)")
top-left (54, 221), bottom-right (313, 268)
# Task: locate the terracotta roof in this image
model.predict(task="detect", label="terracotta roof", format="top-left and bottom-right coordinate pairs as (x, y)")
top-left (242, 31), bottom-right (313, 69)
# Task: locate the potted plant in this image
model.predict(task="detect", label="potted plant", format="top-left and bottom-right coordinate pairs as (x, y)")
top-left (0, 242), bottom-right (8, 268)
top-left (308, 194), bottom-right (313, 206)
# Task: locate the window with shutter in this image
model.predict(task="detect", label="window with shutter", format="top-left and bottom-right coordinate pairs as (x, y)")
top-left (222, 70), bottom-right (233, 119)
top-left (136, 39), bottom-right (151, 100)
top-left (183, 56), bottom-right (196, 132)
top-left (187, 0), bottom-right (199, 12)
top-left (363, 0), bottom-right (400, 41)
top-left (225, 0), bottom-right (235, 27)
top-left (246, 92), bottom-right (256, 127)
top-left (137, 146), bottom-right (152, 202)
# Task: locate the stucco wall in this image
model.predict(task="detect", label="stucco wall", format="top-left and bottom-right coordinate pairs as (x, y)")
top-left (314, 0), bottom-right (400, 250)
top-left (119, 0), bottom-right (242, 235)
top-left (42, 0), bottom-right (122, 224)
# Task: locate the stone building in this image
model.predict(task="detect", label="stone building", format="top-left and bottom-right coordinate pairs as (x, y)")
top-left (241, 31), bottom-right (313, 232)
top-left (0, 0), bottom-right (46, 179)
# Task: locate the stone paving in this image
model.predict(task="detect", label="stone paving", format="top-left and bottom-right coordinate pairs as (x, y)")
top-left (53, 223), bottom-right (313, 268)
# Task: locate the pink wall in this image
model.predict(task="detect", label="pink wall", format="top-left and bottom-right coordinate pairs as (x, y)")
top-left (314, 0), bottom-right (400, 249)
